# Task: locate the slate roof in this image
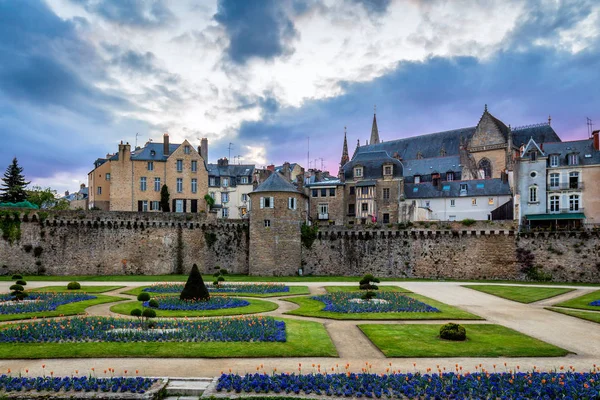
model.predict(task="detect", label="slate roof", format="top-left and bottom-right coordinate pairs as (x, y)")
top-left (404, 178), bottom-right (511, 199)
top-left (305, 173), bottom-right (343, 187)
top-left (109, 143), bottom-right (182, 161)
top-left (207, 164), bottom-right (255, 179)
top-left (542, 139), bottom-right (600, 166)
top-left (355, 124), bottom-right (560, 161)
top-left (275, 163), bottom-right (298, 173)
top-left (343, 151), bottom-right (403, 180)
top-left (403, 156), bottom-right (461, 177)
top-left (252, 172), bottom-right (302, 194)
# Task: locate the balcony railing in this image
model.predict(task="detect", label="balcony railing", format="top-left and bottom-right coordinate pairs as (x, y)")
top-left (546, 207), bottom-right (584, 214)
top-left (318, 213), bottom-right (329, 220)
top-left (548, 182), bottom-right (584, 191)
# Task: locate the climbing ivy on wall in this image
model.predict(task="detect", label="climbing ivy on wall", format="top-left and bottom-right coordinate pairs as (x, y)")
top-left (301, 223), bottom-right (318, 249)
top-left (204, 231), bottom-right (217, 248)
top-left (0, 210), bottom-right (21, 244)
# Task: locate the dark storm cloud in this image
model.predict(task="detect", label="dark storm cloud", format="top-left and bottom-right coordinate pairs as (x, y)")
top-left (214, 0), bottom-right (299, 64)
top-left (70, 0), bottom-right (174, 28)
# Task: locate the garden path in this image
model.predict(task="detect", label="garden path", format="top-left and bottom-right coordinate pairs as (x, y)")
top-left (0, 280), bottom-right (599, 378)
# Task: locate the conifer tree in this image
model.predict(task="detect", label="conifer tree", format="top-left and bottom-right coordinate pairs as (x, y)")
top-left (0, 158), bottom-right (30, 203)
top-left (160, 184), bottom-right (170, 212)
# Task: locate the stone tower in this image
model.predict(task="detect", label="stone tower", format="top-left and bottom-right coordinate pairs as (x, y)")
top-left (248, 172), bottom-right (308, 276)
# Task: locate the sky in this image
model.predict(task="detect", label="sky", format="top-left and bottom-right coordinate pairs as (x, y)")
top-left (0, 0), bottom-right (599, 194)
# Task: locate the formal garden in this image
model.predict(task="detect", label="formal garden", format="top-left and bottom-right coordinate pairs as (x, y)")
top-left (0, 270), bottom-right (598, 398)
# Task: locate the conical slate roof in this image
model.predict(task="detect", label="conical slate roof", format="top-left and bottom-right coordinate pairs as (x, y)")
top-left (253, 172), bottom-right (299, 193)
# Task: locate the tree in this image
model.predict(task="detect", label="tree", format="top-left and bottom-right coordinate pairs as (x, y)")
top-left (0, 158), bottom-right (30, 203)
top-left (180, 264), bottom-right (210, 301)
top-left (26, 186), bottom-right (57, 209)
top-left (204, 194), bottom-right (215, 209)
top-left (160, 184), bottom-right (170, 212)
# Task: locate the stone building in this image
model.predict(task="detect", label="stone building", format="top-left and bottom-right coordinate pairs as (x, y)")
top-left (304, 170), bottom-right (345, 226)
top-left (248, 172), bottom-right (308, 275)
top-left (87, 134), bottom-right (209, 212)
top-left (207, 158), bottom-right (254, 219)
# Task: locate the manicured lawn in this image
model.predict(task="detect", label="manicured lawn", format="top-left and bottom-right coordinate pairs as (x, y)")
top-left (31, 286), bottom-right (123, 294)
top-left (359, 324), bottom-right (569, 357)
top-left (122, 285), bottom-right (310, 297)
top-left (0, 295), bottom-right (125, 322)
top-left (325, 286), bottom-right (410, 293)
top-left (110, 298), bottom-right (278, 317)
top-left (284, 294), bottom-right (481, 320)
top-left (553, 289), bottom-right (600, 311)
top-left (463, 285), bottom-right (574, 304)
top-left (0, 318), bottom-right (337, 358)
top-left (547, 307), bottom-right (600, 324)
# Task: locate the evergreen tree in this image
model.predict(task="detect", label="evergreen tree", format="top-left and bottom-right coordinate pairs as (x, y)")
top-left (0, 158), bottom-right (30, 203)
top-left (160, 184), bottom-right (170, 212)
top-left (180, 264), bottom-right (210, 301)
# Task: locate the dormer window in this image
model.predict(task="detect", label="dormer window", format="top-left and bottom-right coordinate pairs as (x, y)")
top-left (446, 171), bottom-right (454, 181)
top-left (568, 154), bottom-right (579, 166)
top-left (416, 151), bottom-right (423, 159)
top-left (150, 150), bottom-right (156, 156)
top-left (530, 151), bottom-right (537, 161)
top-left (414, 175), bottom-right (421, 184)
top-left (354, 167), bottom-right (363, 178)
top-left (383, 165), bottom-right (392, 175)
top-left (550, 154), bottom-right (559, 167)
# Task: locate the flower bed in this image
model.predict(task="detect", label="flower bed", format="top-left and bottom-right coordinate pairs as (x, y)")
top-left (312, 292), bottom-right (439, 313)
top-left (0, 293), bottom-right (95, 315)
top-left (589, 300), bottom-right (600, 306)
top-left (142, 296), bottom-right (249, 310)
top-left (0, 375), bottom-right (156, 394)
top-left (143, 283), bottom-right (290, 294)
top-left (216, 371), bottom-right (600, 398)
top-left (0, 316), bottom-right (286, 343)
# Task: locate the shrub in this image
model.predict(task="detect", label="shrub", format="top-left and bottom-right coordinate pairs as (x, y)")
top-left (11, 274), bottom-right (22, 280)
top-left (440, 323), bottom-right (466, 341)
top-left (180, 264), bottom-right (210, 301)
top-left (217, 276), bottom-right (225, 282)
top-left (213, 280), bottom-right (219, 286)
top-left (130, 308), bottom-right (142, 317)
top-left (359, 274), bottom-right (380, 290)
top-left (361, 291), bottom-right (377, 300)
top-left (67, 282), bottom-right (81, 290)
top-left (137, 292), bottom-right (151, 302)
top-left (15, 279), bottom-right (26, 286)
top-left (142, 308), bottom-right (156, 319)
top-left (9, 284), bottom-right (24, 292)
top-left (219, 269), bottom-right (228, 275)
top-left (148, 299), bottom-right (159, 308)
top-left (9, 284), bottom-right (27, 301)
top-left (461, 219), bottom-right (476, 227)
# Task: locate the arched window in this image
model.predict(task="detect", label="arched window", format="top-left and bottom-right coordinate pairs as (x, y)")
top-left (478, 158), bottom-right (492, 179)
top-left (529, 186), bottom-right (538, 203)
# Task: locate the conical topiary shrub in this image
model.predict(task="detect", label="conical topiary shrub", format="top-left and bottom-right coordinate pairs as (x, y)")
top-left (180, 264), bottom-right (210, 301)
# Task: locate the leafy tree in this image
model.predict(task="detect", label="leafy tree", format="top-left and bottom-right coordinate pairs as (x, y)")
top-left (204, 193), bottom-right (215, 208)
top-left (160, 184), bottom-right (170, 212)
top-left (26, 186), bottom-right (57, 209)
top-left (0, 158), bottom-right (30, 203)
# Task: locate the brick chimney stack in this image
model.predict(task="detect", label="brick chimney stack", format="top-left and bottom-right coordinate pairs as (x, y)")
top-left (593, 130), bottom-right (600, 151)
top-left (163, 133), bottom-right (170, 156)
top-left (282, 162), bottom-right (291, 180)
top-left (217, 157), bottom-right (229, 167)
top-left (200, 138), bottom-right (208, 161)
top-left (266, 164), bottom-right (275, 172)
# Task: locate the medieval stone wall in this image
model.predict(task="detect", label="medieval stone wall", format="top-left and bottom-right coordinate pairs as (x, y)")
top-left (0, 210), bottom-right (248, 276)
top-left (302, 226), bottom-right (600, 282)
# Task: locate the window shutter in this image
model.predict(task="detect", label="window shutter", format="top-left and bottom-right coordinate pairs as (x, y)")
top-left (270, 196), bottom-right (274, 208)
top-left (288, 197), bottom-right (291, 209)
top-left (260, 197), bottom-right (264, 209)
top-left (137, 201), bottom-right (143, 212)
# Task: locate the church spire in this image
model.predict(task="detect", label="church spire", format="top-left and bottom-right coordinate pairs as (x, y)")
top-left (369, 105), bottom-right (380, 145)
top-left (340, 126), bottom-right (349, 167)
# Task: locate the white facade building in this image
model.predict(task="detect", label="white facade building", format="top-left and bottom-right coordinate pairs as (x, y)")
top-left (207, 159), bottom-right (255, 219)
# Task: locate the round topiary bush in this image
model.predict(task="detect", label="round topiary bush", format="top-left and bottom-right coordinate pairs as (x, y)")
top-left (9, 284), bottom-right (27, 301)
top-left (130, 308), bottom-right (142, 317)
top-left (148, 299), bottom-right (159, 308)
top-left (137, 292), bottom-right (151, 302)
top-left (15, 279), bottom-right (27, 286)
top-left (440, 323), bottom-right (467, 341)
top-left (213, 280), bottom-right (219, 286)
top-left (67, 281), bottom-right (81, 290)
top-left (217, 276), bottom-right (225, 282)
top-left (142, 308), bottom-right (156, 318)
top-left (9, 284), bottom-right (24, 292)
top-left (11, 274), bottom-right (23, 280)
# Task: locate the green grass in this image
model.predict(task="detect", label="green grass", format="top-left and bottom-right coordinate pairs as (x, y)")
top-left (0, 295), bottom-right (125, 322)
top-left (463, 285), bottom-right (574, 304)
top-left (122, 285), bottom-right (310, 297)
top-left (30, 286), bottom-right (123, 294)
top-left (110, 298), bottom-right (278, 317)
top-left (0, 318), bottom-right (337, 358)
top-left (283, 293), bottom-right (481, 320)
top-left (552, 289), bottom-right (600, 311)
top-left (325, 286), bottom-right (410, 293)
top-left (546, 307), bottom-right (600, 324)
top-left (359, 324), bottom-right (569, 357)
top-left (3, 274), bottom-right (599, 286)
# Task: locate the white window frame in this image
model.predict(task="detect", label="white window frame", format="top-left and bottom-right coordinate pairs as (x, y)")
top-left (550, 155), bottom-right (559, 167)
top-left (450, 199), bottom-right (455, 207)
top-left (414, 175), bottom-right (421, 184)
top-left (569, 154), bottom-right (578, 166)
top-left (222, 207), bottom-right (229, 218)
top-left (209, 177), bottom-right (216, 186)
top-left (383, 165), bottom-right (392, 175)
top-left (264, 219), bottom-right (271, 227)
top-left (105, 173), bottom-right (111, 181)
top-left (288, 197), bottom-right (297, 210)
top-left (140, 177), bottom-right (147, 191)
top-left (354, 167), bottom-right (363, 178)
top-left (191, 178), bottom-right (197, 193)
top-left (549, 195), bottom-right (560, 212)
top-left (260, 196), bottom-right (274, 209)
top-left (184, 145), bottom-right (190, 154)
top-left (176, 178), bottom-right (183, 193)
top-left (529, 186), bottom-right (538, 203)
top-left (549, 173), bottom-right (559, 188)
top-left (382, 188), bottom-right (390, 200)
top-left (97, 186), bottom-right (102, 195)
top-left (142, 200), bottom-right (148, 212)
top-left (241, 193), bottom-right (248, 202)
top-left (569, 194), bottom-right (580, 211)
top-left (151, 200), bottom-right (160, 211)
top-left (154, 177), bottom-right (161, 192)
top-left (241, 176), bottom-right (248, 184)
top-left (221, 192), bottom-right (229, 203)
top-left (446, 172), bottom-right (454, 181)
top-left (222, 178), bottom-right (229, 187)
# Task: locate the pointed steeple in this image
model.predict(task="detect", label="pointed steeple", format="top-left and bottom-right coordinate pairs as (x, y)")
top-left (340, 126), bottom-right (349, 167)
top-left (369, 106), bottom-right (380, 145)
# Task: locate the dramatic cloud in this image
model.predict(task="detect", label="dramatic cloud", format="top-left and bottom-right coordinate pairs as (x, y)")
top-left (214, 0), bottom-right (299, 64)
top-left (70, 0), bottom-right (174, 28)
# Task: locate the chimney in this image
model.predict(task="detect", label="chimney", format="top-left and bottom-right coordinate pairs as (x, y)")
top-left (200, 138), bottom-right (208, 162)
top-left (65, 191), bottom-right (69, 197)
top-left (80, 183), bottom-right (86, 190)
top-left (267, 164), bottom-right (275, 172)
top-left (163, 133), bottom-right (170, 156)
top-left (296, 173), bottom-right (304, 192)
top-left (217, 157), bottom-right (229, 167)
top-left (315, 170), bottom-right (323, 181)
top-left (282, 162), bottom-right (291, 180)
top-left (593, 130), bottom-right (600, 151)
top-left (118, 141), bottom-right (131, 162)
